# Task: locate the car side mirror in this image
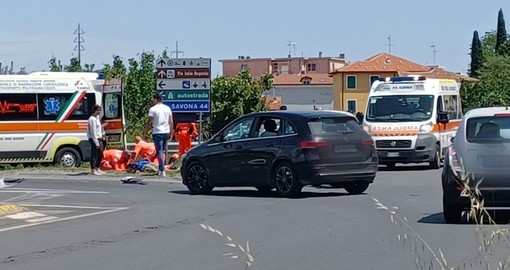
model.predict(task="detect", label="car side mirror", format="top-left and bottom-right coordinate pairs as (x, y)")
top-left (438, 111), bottom-right (449, 124)
top-left (450, 136), bottom-right (454, 143)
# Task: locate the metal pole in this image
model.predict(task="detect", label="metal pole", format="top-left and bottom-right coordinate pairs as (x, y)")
top-left (199, 112), bottom-right (203, 144)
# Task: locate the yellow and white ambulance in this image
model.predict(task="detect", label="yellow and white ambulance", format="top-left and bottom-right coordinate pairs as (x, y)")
top-left (362, 76), bottom-right (461, 169)
top-left (0, 72), bottom-right (125, 167)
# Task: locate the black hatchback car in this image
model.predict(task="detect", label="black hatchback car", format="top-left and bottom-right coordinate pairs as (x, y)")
top-left (180, 110), bottom-right (379, 197)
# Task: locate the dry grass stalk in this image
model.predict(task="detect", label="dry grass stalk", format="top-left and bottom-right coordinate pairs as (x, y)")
top-left (199, 223), bottom-right (255, 269)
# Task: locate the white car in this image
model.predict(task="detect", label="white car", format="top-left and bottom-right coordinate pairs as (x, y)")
top-left (442, 106), bottom-right (510, 223)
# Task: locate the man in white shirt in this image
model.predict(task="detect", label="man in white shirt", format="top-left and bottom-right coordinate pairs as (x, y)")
top-left (87, 104), bottom-right (105, 175)
top-left (148, 94), bottom-right (173, 177)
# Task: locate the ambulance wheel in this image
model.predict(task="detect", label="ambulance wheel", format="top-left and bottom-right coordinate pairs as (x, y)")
top-left (429, 144), bottom-right (441, 169)
top-left (56, 147), bottom-right (81, 168)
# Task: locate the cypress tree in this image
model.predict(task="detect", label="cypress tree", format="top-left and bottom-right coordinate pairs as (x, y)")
top-left (496, 8), bottom-right (507, 55)
top-left (469, 31), bottom-right (484, 78)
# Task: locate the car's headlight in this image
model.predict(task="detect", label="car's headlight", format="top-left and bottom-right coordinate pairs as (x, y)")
top-left (418, 124), bottom-right (433, 134)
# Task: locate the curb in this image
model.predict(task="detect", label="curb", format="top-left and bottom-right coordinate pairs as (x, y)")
top-left (0, 204), bottom-right (24, 216)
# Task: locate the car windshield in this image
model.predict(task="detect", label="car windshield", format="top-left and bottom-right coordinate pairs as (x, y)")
top-left (466, 116), bottom-right (510, 143)
top-left (308, 117), bottom-right (361, 135)
top-left (366, 95), bottom-right (434, 122)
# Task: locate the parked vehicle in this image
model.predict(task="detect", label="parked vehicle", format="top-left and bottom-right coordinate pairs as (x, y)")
top-left (180, 110), bottom-right (378, 197)
top-left (442, 107), bottom-right (510, 223)
top-left (0, 72), bottom-right (125, 167)
top-left (363, 76), bottom-right (459, 169)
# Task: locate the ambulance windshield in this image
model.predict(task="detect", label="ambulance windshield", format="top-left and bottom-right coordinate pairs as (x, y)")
top-left (366, 95), bottom-right (434, 122)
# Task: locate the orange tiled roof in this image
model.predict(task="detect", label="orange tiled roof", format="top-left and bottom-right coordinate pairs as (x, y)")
top-left (331, 53), bottom-right (429, 74)
top-left (399, 66), bottom-right (478, 82)
top-left (272, 73), bottom-right (333, 85)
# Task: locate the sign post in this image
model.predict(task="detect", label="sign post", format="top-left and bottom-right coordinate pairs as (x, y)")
top-left (155, 57), bottom-right (211, 143)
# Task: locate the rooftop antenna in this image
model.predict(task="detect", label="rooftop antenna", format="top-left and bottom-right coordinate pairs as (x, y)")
top-left (430, 45), bottom-right (437, 65)
top-left (387, 35), bottom-right (395, 53)
top-left (287, 41), bottom-right (297, 57)
top-left (170, 41), bottom-right (184, 58)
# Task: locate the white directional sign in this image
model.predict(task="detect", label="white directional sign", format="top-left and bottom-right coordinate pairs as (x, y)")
top-left (157, 79), bottom-right (210, 90)
top-left (156, 58), bottom-right (211, 69)
top-left (155, 57), bottom-right (211, 113)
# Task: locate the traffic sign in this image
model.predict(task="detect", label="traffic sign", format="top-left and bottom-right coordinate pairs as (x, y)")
top-left (163, 101), bottom-right (210, 113)
top-left (155, 57), bottom-right (211, 113)
top-left (156, 58), bottom-right (211, 69)
top-left (157, 79), bottom-right (210, 90)
top-left (158, 90), bottom-right (209, 101)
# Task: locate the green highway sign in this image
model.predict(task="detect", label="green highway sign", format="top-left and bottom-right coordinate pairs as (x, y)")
top-left (158, 90), bottom-right (210, 101)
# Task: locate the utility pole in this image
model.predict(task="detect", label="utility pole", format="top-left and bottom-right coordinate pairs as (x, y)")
top-left (431, 45), bottom-right (437, 65)
top-left (74, 23), bottom-right (85, 64)
top-left (286, 41), bottom-right (297, 57)
top-left (170, 41), bottom-right (184, 58)
top-left (387, 35), bottom-right (395, 53)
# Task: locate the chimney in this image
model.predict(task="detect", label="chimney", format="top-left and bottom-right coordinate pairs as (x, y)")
top-left (10, 61), bottom-right (14, 74)
top-left (339, 53), bottom-right (345, 59)
top-left (319, 51), bottom-right (323, 58)
top-left (0, 63), bottom-right (2, 74)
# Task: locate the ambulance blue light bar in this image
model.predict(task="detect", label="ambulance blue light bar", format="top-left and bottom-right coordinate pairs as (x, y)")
top-left (377, 76), bottom-right (426, 82)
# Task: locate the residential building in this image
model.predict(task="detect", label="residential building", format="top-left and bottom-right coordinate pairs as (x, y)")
top-left (220, 54), bottom-right (346, 110)
top-left (330, 53), bottom-right (477, 113)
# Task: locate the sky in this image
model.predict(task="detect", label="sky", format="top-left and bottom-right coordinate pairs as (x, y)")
top-left (1, 0), bottom-right (509, 77)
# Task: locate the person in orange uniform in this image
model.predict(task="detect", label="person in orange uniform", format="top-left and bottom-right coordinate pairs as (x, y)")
top-left (101, 149), bottom-right (131, 171)
top-left (132, 136), bottom-right (158, 163)
top-left (174, 123), bottom-right (198, 159)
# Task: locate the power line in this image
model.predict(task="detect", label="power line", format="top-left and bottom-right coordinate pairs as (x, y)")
top-left (73, 23), bottom-right (85, 63)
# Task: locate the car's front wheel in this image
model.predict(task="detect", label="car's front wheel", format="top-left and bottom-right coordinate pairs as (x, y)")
top-left (273, 161), bottom-right (302, 198)
top-left (184, 161), bottom-right (213, 195)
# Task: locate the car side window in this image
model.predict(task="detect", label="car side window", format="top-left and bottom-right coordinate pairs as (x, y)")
top-left (283, 119), bottom-right (296, 135)
top-left (223, 117), bottom-right (254, 141)
top-left (256, 117), bottom-right (281, 137)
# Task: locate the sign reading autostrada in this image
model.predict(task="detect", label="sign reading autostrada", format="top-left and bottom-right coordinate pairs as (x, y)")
top-left (155, 57), bottom-right (211, 113)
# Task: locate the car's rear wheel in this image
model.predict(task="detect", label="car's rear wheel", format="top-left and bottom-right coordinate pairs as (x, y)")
top-left (443, 192), bottom-right (462, 224)
top-left (185, 161), bottom-right (213, 195)
top-left (273, 161), bottom-right (302, 198)
top-left (344, 180), bottom-right (370, 194)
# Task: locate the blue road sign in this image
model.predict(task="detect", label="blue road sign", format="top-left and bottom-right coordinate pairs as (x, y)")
top-left (163, 101), bottom-right (210, 113)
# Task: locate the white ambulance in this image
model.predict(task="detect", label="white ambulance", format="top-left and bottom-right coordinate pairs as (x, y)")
top-left (0, 72), bottom-right (125, 167)
top-left (362, 76), bottom-right (461, 169)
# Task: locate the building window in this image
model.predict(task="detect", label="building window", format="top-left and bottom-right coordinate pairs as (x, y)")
top-left (272, 63), bottom-right (278, 74)
top-left (241, 64), bottom-right (248, 70)
top-left (369, 75), bottom-right (380, 87)
top-left (307, 63), bottom-right (316, 71)
top-left (302, 80), bottom-right (311, 85)
top-left (280, 65), bottom-right (289, 74)
top-left (347, 100), bottom-right (357, 113)
top-left (346, 75), bottom-right (357, 89)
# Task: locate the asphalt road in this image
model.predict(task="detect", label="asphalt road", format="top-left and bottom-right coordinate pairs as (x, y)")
top-left (0, 165), bottom-right (506, 270)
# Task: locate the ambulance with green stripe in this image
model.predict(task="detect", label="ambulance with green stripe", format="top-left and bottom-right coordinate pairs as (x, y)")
top-left (0, 72), bottom-right (126, 167)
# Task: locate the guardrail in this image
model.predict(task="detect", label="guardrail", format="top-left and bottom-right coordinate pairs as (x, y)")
top-left (125, 141), bottom-right (200, 153)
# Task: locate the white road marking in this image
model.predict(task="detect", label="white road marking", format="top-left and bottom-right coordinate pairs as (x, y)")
top-left (0, 188), bottom-right (110, 194)
top-left (26, 216), bottom-right (59, 223)
top-left (6, 211), bottom-right (46, 219)
top-left (0, 207), bottom-right (129, 233)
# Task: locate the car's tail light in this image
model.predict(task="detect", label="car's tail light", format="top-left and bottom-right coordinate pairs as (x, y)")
top-left (361, 138), bottom-right (374, 146)
top-left (300, 139), bottom-right (328, 149)
top-left (449, 146), bottom-right (462, 172)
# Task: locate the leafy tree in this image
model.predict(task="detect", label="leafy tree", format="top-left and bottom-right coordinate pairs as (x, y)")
top-left (461, 55), bottom-right (510, 112)
top-left (48, 55), bottom-right (62, 71)
top-left (64, 57), bottom-right (82, 72)
top-left (469, 31), bottom-right (484, 78)
top-left (84, 63), bottom-right (95, 72)
top-left (496, 8), bottom-right (508, 55)
top-left (210, 69), bottom-right (271, 132)
top-left (102, 55), bottom-right (127, 79)
top-left (123, 52), bottom-right (156, 141)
